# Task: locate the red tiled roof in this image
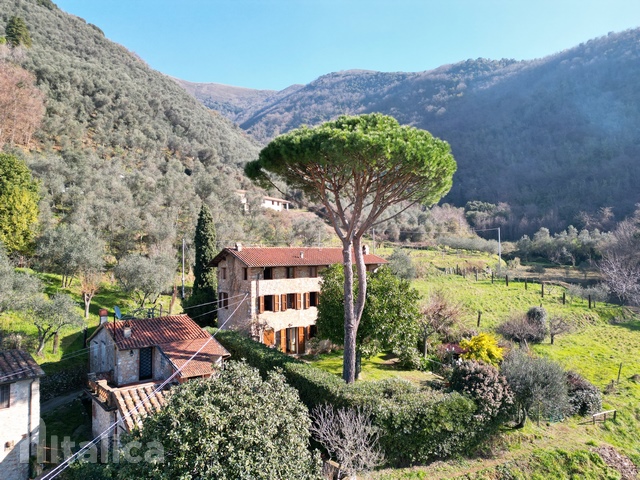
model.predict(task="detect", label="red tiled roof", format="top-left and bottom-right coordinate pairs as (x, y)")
top-left (0, 349), bottom-right (45, 383)
top-left (113, 383), bottom-right (168, 431)
top-left (159, 338), bottom-right (230, 379)
top-left (104, 314), bottom-right (209, 350)
top-left (210, 246), bottom-right (388, 268)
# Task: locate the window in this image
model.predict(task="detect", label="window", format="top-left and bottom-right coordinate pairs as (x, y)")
top-left (263, 295), bottom-right (273, 312)
top-left (309, 266), bottom-right (318, 278)
top-left (220, 292), bottom-right (229, 309)
top-left (286, 266), bottom-right (295, 279)
top-left (264, 267), bottom-right (273, 280)
top-left (221, 267), bottom-right (227, 280)
top-left (287, 293), bottom-right (295, 309)
top-left (0, 384), bottom-right (9, 409)
top-left (310, 292), bottom-right (319, 307)
top-left (243, 268), bottom-right (248, 281)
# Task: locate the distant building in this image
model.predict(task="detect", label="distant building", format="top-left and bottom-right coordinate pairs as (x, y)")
top-left (210, 245), bottom-right (387, 354)
top-left (86, 314), bottom-right (230, 456)
top-left (0, 349), bottom-right (45, 480)
top-left (236, 189), bottom-right (292, 212)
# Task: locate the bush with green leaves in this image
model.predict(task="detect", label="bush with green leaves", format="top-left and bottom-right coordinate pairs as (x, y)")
top-left (388, 249), bottom-right (416, 280)
top-left (566, 370), bottom-right (602, 416)
top-left (215, 329), bottom-right (507, 466)
top-left (449, 360), bottom-right (514, 426)
top-left (118, 361), bottom-right (323, 480)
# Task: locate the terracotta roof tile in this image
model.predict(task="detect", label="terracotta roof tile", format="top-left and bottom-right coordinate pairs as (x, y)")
top-left (159, 337), bottom-right (230, 379)
top-left (104, 314), bottom-right (209, 350)
top-left (210, 246), bottom-right (387, 268)
top-left (0, 349), bottom-right (45, 383)
top-left (113, 383), bottom-right (168, 431)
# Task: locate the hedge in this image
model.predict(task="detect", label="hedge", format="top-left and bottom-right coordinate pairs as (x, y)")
top-left (214, 330), bottom-right (494, 466)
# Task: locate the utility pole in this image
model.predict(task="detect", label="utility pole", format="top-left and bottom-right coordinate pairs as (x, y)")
top-left (372, 228), bottom-right (376, 254)
top-left (181, 237), bottom-right (185, 299)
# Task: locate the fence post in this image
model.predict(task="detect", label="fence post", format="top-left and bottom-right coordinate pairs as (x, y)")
top-left (491, 272), bottom-right (494, 284)
top-left (562, 292), bottom-right (566, 305)
top-left (617, 363), bottom-right (622, 384)
top-left (525, 278), bottom-right (528, 290)
top-left (505, 275), bottom-right (509, 287)
top-left (477, 311), bottom-right (481, 328)
top-left (588, 295), bottom-right (592, 309)
top-left (541, 282), bottom-right (544, 298)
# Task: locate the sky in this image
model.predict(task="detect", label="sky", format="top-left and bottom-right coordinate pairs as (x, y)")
top-left (54, 0), bottom-right (640, 91)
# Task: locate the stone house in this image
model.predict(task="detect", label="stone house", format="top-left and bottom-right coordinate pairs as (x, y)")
top-left (86, 314), bottom-right (230, 454)
top-left (210, 245), bottom-right (387, 354)
top-left (0, 349), bottom-right (45, 480)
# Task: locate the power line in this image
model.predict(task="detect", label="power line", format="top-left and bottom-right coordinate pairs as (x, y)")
top-left (40, 293), bottom-right (248, 480)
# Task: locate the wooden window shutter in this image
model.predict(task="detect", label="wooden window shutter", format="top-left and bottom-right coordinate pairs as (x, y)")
top-left (280, 330), bottom-right (286, 352)
top-left (281, 294), bottom-right (287, 311)
top-left (298, 327), bottom-right (306, 354)
top-left (258, 296), bottom-right (264, 314)
top-left (304, 292), bottom-right (310, 309)
top-left (274, 294), bottom-right (280, 312)
top-left (295, 293), bottom-right (302, 310)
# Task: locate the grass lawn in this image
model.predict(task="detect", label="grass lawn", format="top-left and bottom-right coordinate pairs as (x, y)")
top-left (308, 350), bottom-right (437, 384)
top-left (346, 247), bottom-right (639, 478)
top-left (0, 270), bottom-right (180, 371)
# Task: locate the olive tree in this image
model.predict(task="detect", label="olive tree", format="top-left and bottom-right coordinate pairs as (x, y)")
top-left (114, 253), bottom-right (174, 308)
top-left (246, 114), bottom-right (456, 382)
top-left (26, 293), bottom-right (85, 356)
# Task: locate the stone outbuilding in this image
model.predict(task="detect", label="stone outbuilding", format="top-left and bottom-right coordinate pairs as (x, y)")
top-left (0, 349), bottom-right (45, 480)
top-left (86, 314), bottom-right (230, 456)
top-left (210, 245), bottom-right (387, 354)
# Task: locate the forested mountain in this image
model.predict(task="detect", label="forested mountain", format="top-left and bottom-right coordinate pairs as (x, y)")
top-left (181, 30), bottom-right (640, 238)
top-left (0, 0), bottom-right (263, 263)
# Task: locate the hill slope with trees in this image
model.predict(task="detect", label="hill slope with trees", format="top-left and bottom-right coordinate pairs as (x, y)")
top-left (0, 0), bottom-right (263, 262)
top-left (181, 29), bottom-right (640, 237)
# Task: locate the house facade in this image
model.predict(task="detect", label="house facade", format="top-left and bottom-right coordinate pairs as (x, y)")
top-left (211, 245), bottom-right (387, 354)
top-left (0, 349), bottom-right (45, 480)
top-left (86, 314), bottom-right (230, 456)
top-left (235, 190), bottom-right (292, 212)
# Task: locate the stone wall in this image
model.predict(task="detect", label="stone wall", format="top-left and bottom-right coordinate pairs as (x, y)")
top-left (218, 255), bottom-right (323, 339)
top-left (0, 378), bottom-right (40, 480)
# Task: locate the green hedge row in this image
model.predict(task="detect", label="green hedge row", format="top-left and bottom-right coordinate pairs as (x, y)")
top-left (214, 330), bottom-right (491, 466)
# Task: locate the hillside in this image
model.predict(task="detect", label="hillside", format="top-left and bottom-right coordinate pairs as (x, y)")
top-left (181, 29), bottom-right (640, 238)
top-left (0, 0), bottom-right (263, 259)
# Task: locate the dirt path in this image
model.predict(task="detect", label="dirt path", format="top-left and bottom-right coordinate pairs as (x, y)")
top-left (41, 389), bottom-right (83, 414)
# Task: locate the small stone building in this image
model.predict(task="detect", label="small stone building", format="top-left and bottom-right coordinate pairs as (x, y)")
top-left (86, 314), bottom-right (230, 456)
top-left (210, 245), bottom-right (387, 354)
top-left (0, 349), bottom-right (45, 480)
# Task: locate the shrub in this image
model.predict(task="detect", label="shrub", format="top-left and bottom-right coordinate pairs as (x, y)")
top-left (215, 330), bottom-right (503, 466)
top-left (450, 360), bottom-right (514, 426)
top-left (459, 333), bottom-right (504, 366)
top-left (526, 306), bottom-right (548, 342)
top-left (566, 371), bottom-right (602, 416)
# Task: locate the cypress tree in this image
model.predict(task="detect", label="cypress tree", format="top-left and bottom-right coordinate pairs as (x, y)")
top-left (192, 203), bottom-right (217, 296)
top-left (5, 17), bottom-right (32, 48)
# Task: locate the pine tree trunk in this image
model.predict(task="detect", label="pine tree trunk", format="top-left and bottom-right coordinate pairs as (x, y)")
top-left (342, 238), bottom-right (357, 383)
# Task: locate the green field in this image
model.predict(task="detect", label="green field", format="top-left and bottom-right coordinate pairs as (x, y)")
top-left (316, 247), bottom-right (640, 478)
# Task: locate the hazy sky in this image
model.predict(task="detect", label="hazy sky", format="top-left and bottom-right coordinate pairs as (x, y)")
top-left (54, 0), bottom-right (640, 90)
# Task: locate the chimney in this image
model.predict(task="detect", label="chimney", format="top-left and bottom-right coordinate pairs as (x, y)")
top-left (362, 245), bottom-right (370, 255)
top-left (300, 251), bottom-right (304, 259)
top-left (235, 242), bottom-right (242, 251)
top-left (99, 309), bottom-right (108, 325)
top-left (123, 327), bottom-right (131, 339)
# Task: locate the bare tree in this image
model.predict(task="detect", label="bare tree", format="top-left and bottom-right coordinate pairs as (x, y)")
top-left (79, 269), bottom-right (101, 318)
top-left (0, 62), bottom-right (45, 148)
top-left (599, 218), bottom-right (640, 305)
top-left (310, 404), bottom-right (384, 479)
top-left (419, 290), bottom-right (462, 356)
top-left (497, 313), bottom-right (545, 350)
top-left (548, 316), bottom-right (574, 345)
